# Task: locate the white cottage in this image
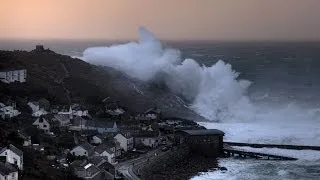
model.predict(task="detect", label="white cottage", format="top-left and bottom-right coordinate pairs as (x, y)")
top-left (94, 143), bottom-right (117, 164)
top-left (0, 162), bottom-right (18, 180)
top-left (0, 69), bottom-right (27, 84)
top-left (114, 132), bottom-right (134, 152)
top-left (0, 103), bottom-right (20, 119)
top-left (0, 144), bottom-right (23, 170)
top-left (32, 116), bottom-right (57, 133)
top-left (70, 142), bottom-right (95, 157)
top-left (134, 132), bottom-right (160, 148)
top-left (28, 101), bottom-right (47, 117)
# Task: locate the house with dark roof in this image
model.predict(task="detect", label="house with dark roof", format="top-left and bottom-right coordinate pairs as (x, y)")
top-left (134, 131), bottom-right (160, 148)
top-left (0, 162), bottom-right (18, 180)
top-left (69, 116), bottom-right (87, 131)
top-left (70, 160), bottom-right (103, 180)
top-left (86, 121), bottom-right (118, 134)
top-left (70, 142), bottom-right (95, 157)
top-left (28, 101), bottom-right (48, 117)
top-left (0, 144), bottom-right (23, 170)
top-left (52, 114), bottom-right (71, 127)
top-left (32, 115), bottom-right (58, 134)
top-left (93, 143), bottom-right (117, 164)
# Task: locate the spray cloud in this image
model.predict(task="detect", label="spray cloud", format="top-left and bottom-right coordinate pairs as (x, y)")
top-left (82, 27), bottom-right (253, 121)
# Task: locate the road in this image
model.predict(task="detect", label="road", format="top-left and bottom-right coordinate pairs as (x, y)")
top-left (115, 146), bottom-right (171, 180)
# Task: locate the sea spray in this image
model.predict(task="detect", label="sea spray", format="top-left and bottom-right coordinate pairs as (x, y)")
top-left (82, 27), bottom-right (253, 121)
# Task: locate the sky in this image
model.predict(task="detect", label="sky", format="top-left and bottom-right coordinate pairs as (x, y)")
top-left (1, 0), bottom-right (320, 41)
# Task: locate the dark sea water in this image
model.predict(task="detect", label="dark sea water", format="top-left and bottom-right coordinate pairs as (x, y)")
top-left (1, 40), bottom-right (320, 179)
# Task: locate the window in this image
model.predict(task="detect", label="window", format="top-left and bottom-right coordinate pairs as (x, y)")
top-left (4, 152), bottom-right (7, 155)
top-left (84, 152), bottom-right (86, 154)
top-left (43, 124), bottom-right (47, 128)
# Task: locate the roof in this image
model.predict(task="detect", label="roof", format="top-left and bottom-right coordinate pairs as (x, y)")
top-left (70, 159), bottom-right (87, 168)
top-left (179, 129), bottom-right (225, 136)
top-left (72, 116), bottom-right (87, 126)
top-left (94, 144), bottom-right (114, 154)
top-left (134, 131), bottom-right (158, 138)
top-left (97, 161), bottom-right (114, 171)
top-left (88, 156), bottom-right (107, 166)
top-left (0, 144), bottom-right (23, 157)
top-left (80, 142), bottom-right (95, 152)
top-left (0, 162), bottom-right (17, 176)
top-left (86, 120), bottom-right (115, 128)
top-left (53, 114), bottom-right (70, 122)
top-left (117, 132), bottom-right (133, 139)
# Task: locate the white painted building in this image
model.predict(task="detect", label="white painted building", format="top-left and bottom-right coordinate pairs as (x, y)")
top-left (70, 142), bottom-right (95, 157)
top-left (0, 104), bottom-right (20, 119)
top-left (94, 144), bottom-right (117, 164)
top-left (0, 162), bottom-right (18, 180)
top-left (134, 131), bottom-right (160, 148)
top-left (0, 69), bottom-right (26, 84)
top-left (0, 144), bottom-right (23, 170)
top-left (114, 132), bottom-right (134, 152)
top-left (90, 135), bottom-right (103, 144)
top-left (28, 102), bottom-right (48, 117)
top-left (32, 117), bottom-right (51, 133)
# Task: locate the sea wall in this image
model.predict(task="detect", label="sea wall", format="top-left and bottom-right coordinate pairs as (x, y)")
top-left (133, 144), bottom-right (191, 180)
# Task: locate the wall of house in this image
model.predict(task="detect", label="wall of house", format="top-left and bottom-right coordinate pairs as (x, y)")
top-left (114, 135), bottom-right (129, 151)
top-left (71, 147), bottom-right (88, 157)
top-left (33, 119), bottom-right (50, 132)
top-left (0, 171), bottom-right (18, 180)
top-left (0, 150), bottom-right (23, 170)
top-left (99, 151), bottom-right (115, 164)
top-left (141, 137), bottom-right (158, 148)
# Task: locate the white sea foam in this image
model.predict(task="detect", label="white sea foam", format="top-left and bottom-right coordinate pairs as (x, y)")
top-left (82, 27), bottom-right (253, 122)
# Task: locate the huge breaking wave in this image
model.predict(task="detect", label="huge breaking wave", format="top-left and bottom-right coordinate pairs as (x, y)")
top-left (82, 27), bottom-right (320, 127)
top-left (82, 27), bottom-right (253, 122)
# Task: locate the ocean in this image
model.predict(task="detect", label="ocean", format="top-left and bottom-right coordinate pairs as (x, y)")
top-left (1, 38), bottom-right (320, 179)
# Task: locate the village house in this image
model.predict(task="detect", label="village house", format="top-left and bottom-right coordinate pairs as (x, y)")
top-left (72, 104), bottom-right (89, 117)
top-left (90, 135), bottom-right (104, 145)
top-left (0, 103), bottom-right (21, 119)
top-left (0, 69), bottom-right (27, 84)
top-left (0, 162), bottom-right (18, 180)
top-left (69, 116), bottom-right (87, 131)
top-left (88, 157), bottom-right (115, 178)
top-left (94, 143), bottom-right (117, 164)
top-left (17, 132), bottom-right (32, 147)
top-left (70, 142), bottom-right (95, 157)
top-left (57, 106), bottom-right (73, 118)
top-left (27, 101), bottom-right (48, 117)
top-left (86, 121), bottom-right (118, 134)
top-left (52, 114), bottom-right (70, 127)
top-left (114, 132), bottom-right (134, 152)
top-left (134, 131), bottom-right (160, 148)
top-left (32, 116), bottom-right (57, 134)
top-left (70, 160), bottom-right (103, 180)
top-left (0, 144), bottom-right (23, 170)
top-left (143, 108), bottom-right (161, 120)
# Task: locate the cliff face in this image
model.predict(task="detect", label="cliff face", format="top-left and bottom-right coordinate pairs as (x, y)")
top-left (0, 49), bottom-right (206, 121)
